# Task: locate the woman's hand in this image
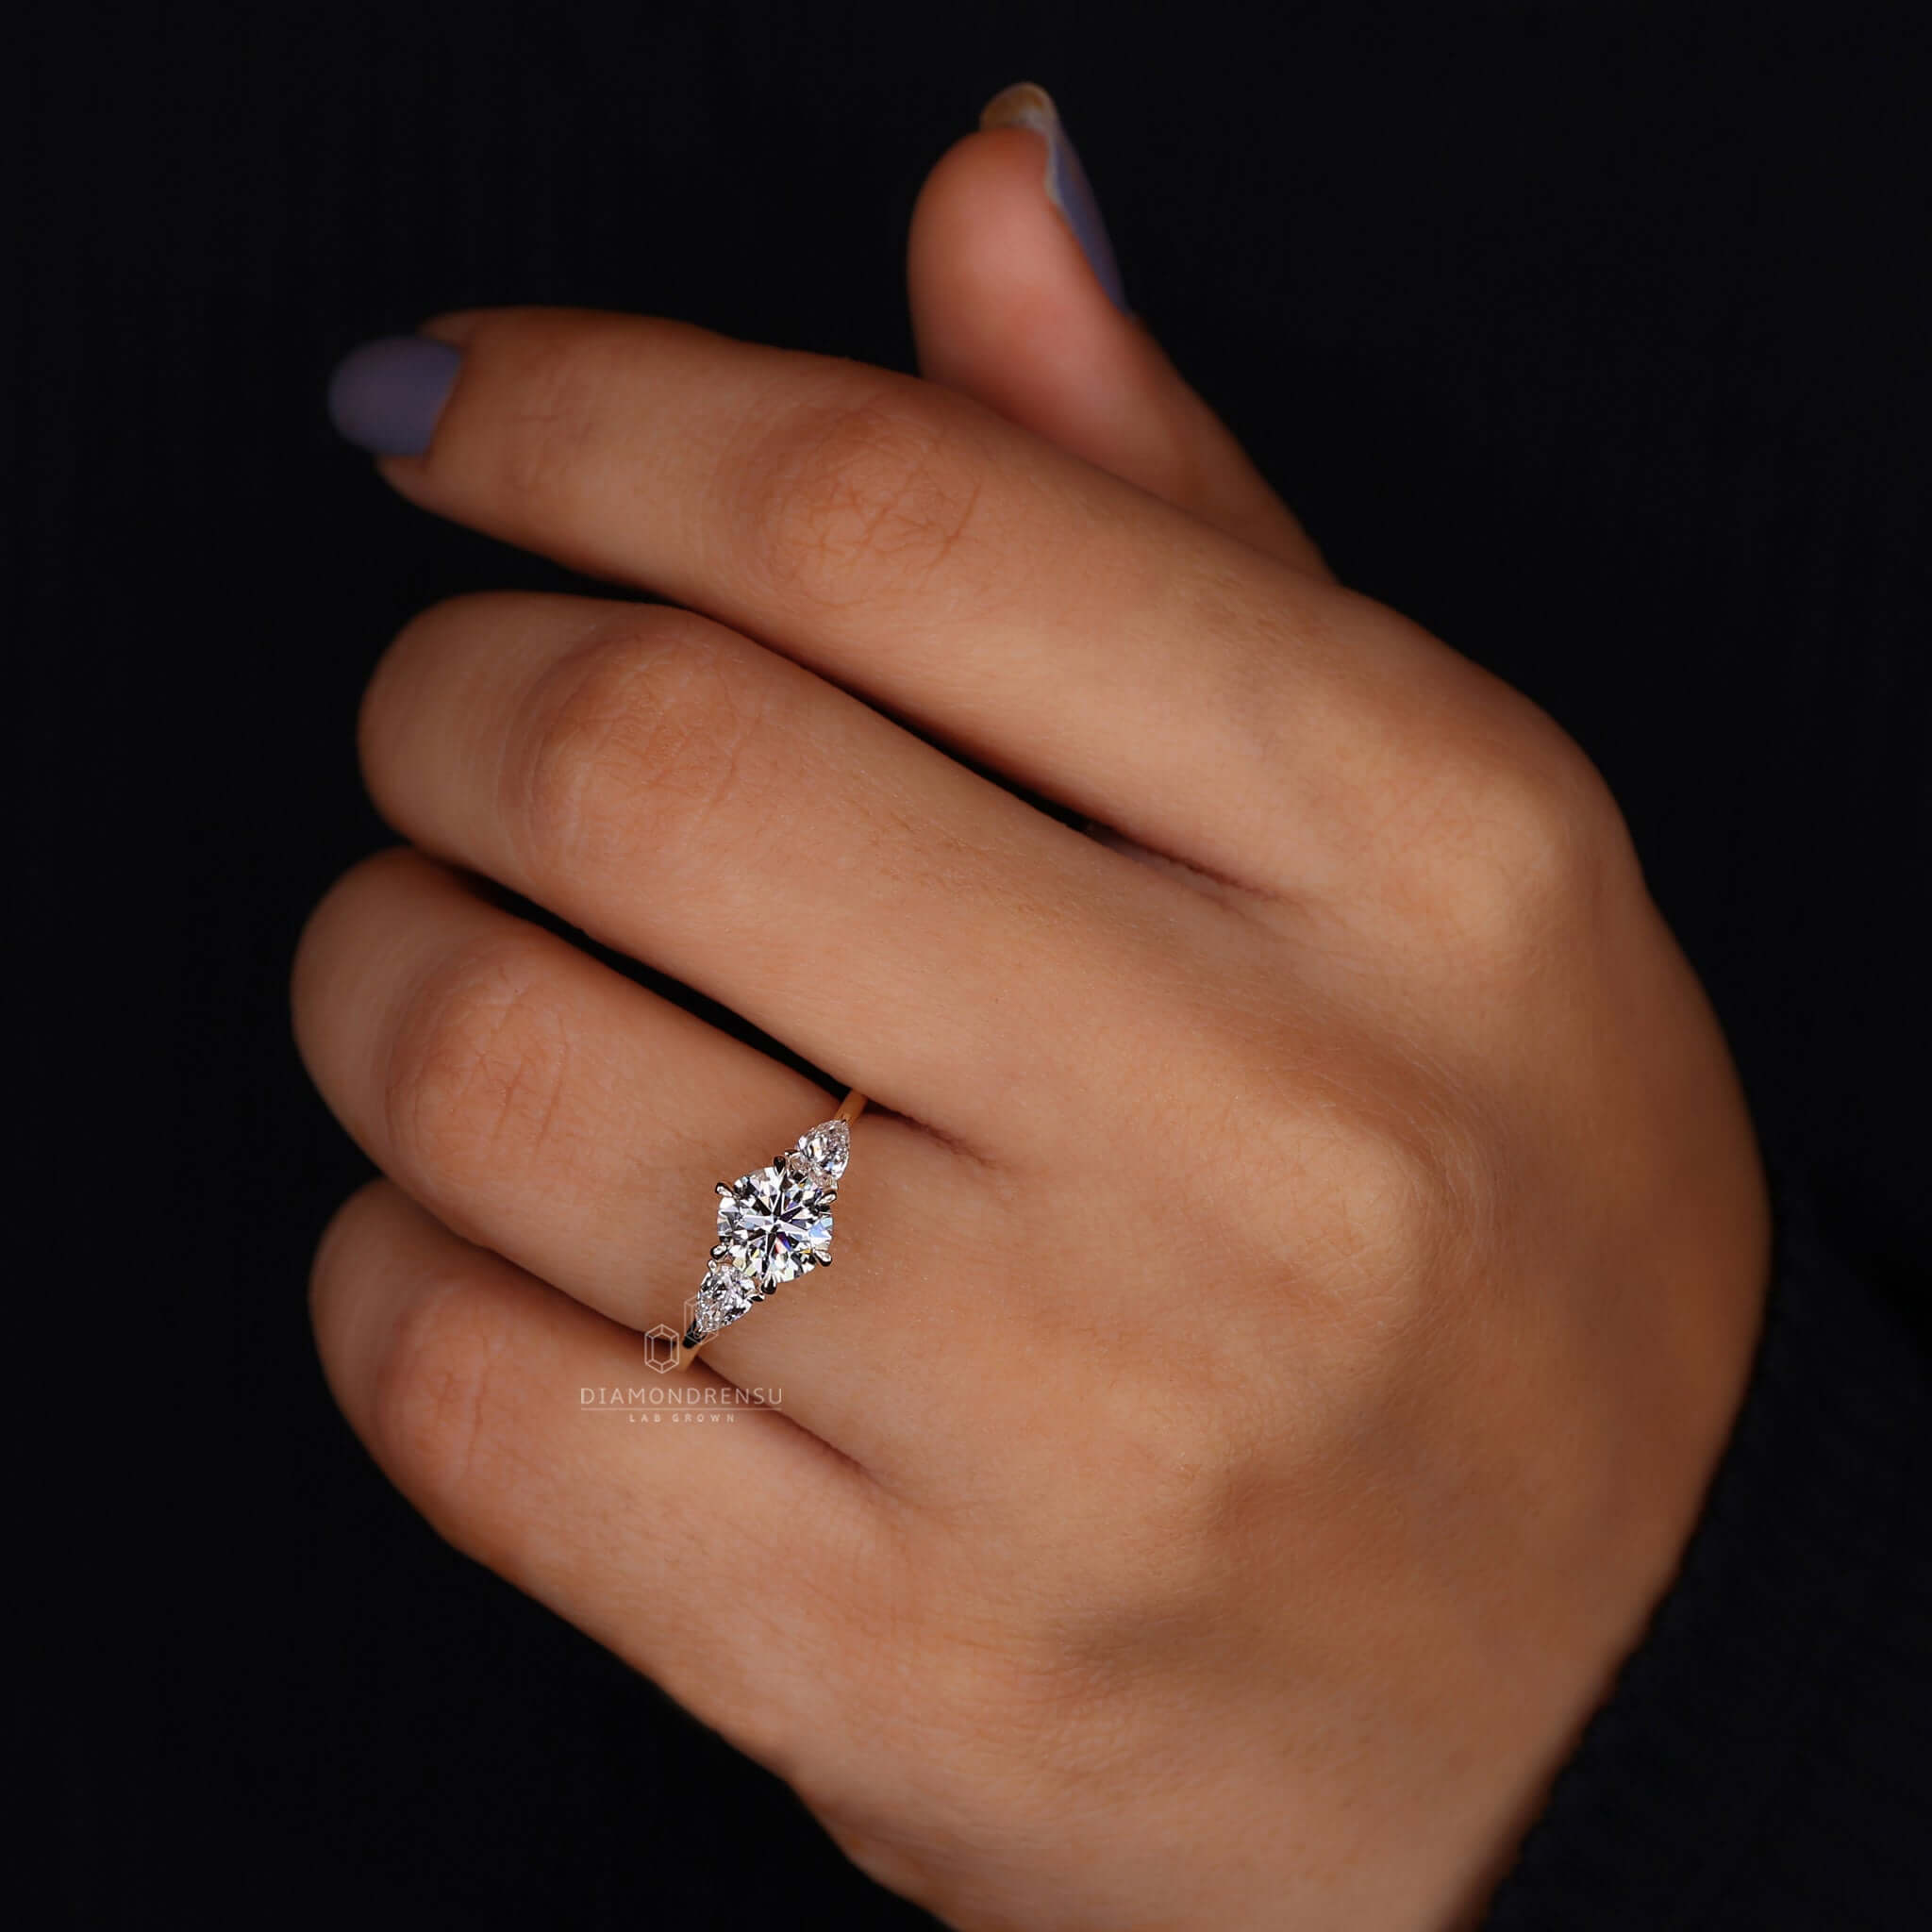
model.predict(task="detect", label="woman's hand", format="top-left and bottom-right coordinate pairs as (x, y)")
top-left (296, 110), bottom-right (1769, 1931)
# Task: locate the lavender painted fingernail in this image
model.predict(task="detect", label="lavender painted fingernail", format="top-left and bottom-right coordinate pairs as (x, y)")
top-left (978, 82), bottom-right (1127, 314)
top-left (326, 336), bottom-right (462, 458)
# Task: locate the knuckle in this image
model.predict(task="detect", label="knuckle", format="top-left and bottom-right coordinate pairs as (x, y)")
top-left (1120, 1019), bottom-right (1490, 1355)
top-left (367, 1274), bottom-right (511, 1499)
top-left (1472, 750), bottom-right (1615, 908)
top-left (730, 384), bottom-right (990, 608)
top-left (929, 1427), bottom-right (1267, 1723)
top-left (1227, 1058), bottom-right (1486, 1334)
top-left (508, 616), bottom-right (766, 878)
top-left (382, 938), bottom-right (575, 1200)
top-left (1293, 1099), bottom-right (1475, 1309)
top-left (874, 1570), bottom-right (1131, 1778)
top-left (1100, 1387), bottom-right (1268, 1591)
top-left (1393, 722), bottom-right (1634, 959)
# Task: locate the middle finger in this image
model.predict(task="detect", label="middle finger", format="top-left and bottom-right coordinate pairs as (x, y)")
top-left (358, 589), bottom-right (1223, 1153)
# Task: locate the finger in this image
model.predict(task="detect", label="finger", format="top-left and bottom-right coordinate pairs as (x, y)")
top-left (908, 87), bottom-right (1333, 578)
top-left (292, 846), bottom-right (985, 1463)
top-left (331, 304), bottom-right (1469, 898)
top-left (308, 1175), bottom-right (894, 1775)
top-left (354, 590), bottom-right (1230, 1148)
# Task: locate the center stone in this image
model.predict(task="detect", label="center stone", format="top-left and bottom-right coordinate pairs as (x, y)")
top-left (717, 1161), bottom-right (835, 1287)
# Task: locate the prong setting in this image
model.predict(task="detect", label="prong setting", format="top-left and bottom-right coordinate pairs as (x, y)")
top-left (687, 1114), bottom-right (853, 1344)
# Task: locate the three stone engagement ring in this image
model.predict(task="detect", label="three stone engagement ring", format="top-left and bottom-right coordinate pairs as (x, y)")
top-left (676, 1089), bottom-right (867, 1364)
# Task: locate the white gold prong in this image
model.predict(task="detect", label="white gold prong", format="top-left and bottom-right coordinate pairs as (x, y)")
top-left (696, 1093), bottom-right (863, 1335)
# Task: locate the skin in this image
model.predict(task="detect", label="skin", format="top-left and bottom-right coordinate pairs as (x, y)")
top-left (292, 125), bottom-right (1770, 1928)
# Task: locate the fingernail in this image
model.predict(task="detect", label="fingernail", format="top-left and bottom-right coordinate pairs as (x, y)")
top-left (325, 336), bottom-right (462, 458)
top-left (979, 82), bottom-right (1128, 314)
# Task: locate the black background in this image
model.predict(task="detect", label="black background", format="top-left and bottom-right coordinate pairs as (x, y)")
top-left (21, 1), bottom-right (1929, 1924)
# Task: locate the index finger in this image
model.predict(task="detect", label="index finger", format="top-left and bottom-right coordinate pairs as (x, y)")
top-left (330, 308), bottom-right (1460, 898)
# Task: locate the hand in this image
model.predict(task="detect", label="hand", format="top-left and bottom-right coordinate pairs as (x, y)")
top-left (296, 108), bottom-right (1769, 1930)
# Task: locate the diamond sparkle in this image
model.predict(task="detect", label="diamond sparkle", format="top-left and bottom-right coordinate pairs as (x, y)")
top-left (718, 1161), bottom-right (836, 1284)
top-left (791, 1117), bottom-right (850, 1184)
top-left (687, 1117), bottom-right (850, 1345)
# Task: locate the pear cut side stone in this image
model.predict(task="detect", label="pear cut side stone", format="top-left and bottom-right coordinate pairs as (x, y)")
top-left (791, 1117), bottom-right (850, 1184)
top-left (691, 1260), bottom-right (759, 1340)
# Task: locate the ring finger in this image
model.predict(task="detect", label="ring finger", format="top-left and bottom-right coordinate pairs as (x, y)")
top-left (294, 844), bottom-right (989, 1474)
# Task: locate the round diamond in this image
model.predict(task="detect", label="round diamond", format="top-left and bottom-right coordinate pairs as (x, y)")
top-left (717, 1160), bottom-right (835, 1287)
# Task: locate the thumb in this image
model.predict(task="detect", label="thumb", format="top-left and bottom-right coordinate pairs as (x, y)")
top-left (908, 83), bottom-right (1332, 579)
